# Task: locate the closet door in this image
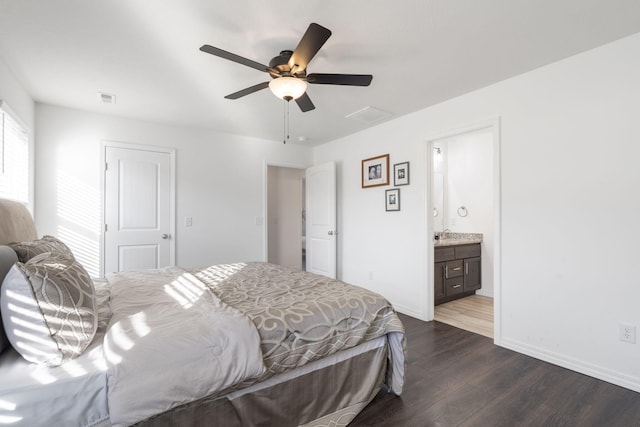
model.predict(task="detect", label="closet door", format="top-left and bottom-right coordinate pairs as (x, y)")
top-left (104, 144), bottom-right (174, 274)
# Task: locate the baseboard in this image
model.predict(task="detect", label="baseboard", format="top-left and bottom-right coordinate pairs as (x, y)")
top-left (392, 303), bottom-right (425, 321)
top-left (476, 289), bottom-right (494, 298)
top-left (500, 337), bottom-right (640, 393)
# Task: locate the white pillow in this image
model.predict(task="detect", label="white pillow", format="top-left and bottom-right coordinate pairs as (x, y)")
top-left (0, 252), bottom-right (97, 366)
top-left (0, 245), bottom-right (18, 354)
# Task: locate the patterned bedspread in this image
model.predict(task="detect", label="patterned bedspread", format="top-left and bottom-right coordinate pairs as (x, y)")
top-left (189, 262), bottom-right (405, 390)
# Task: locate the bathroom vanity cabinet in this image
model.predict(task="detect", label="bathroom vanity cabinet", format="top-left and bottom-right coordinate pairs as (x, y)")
top-left (434, 243), bottom-right (481, 305)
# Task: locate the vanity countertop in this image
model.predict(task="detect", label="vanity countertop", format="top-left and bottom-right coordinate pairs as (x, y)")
top-left (434, 232), bottom-right (483, 247)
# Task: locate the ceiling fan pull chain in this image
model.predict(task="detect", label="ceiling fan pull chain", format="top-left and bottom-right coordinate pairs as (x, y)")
top-left (286, 100), bottom-right (291, 143)
top-left (282, 100), bottom-right (286, 144)
top-left (282, 99), bottom-right (292, 144)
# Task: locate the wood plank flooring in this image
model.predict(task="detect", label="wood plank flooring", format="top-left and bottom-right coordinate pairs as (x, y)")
top-left (434, 295), bottom-right (493, 338)
top-left (350, 314), bottom-right (640, 426)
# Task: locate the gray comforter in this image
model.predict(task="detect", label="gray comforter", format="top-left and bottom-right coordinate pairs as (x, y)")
top-left (190, 262), bottom-right (405, 390)
top-left (106, 262), bottom-right (405, 426)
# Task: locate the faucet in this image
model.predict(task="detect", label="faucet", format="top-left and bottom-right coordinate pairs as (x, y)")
top-left (435, 229), bottom-right (450, 240)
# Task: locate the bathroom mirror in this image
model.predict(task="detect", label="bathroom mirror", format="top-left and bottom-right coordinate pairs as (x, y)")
top-left (432, 173), bottom-right (444, 231)
top-left (432, 144), bottom-right (446, 232)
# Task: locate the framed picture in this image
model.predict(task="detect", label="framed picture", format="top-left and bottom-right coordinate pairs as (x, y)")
top-left (385, 188), bottom-right (400, 211)
top-left (362, 154), bottom-right (390, 188)
top-left (394, 162), bottom-right (410, 186)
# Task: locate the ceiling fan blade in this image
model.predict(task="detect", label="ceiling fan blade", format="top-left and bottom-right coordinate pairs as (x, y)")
top-left (288, 23), bottom-right (332, 75)
top-left (200, 44), bottom-right (271, 73)
top-left (295, 92), bottom-right (315, 112)
top-left (224, 81), bottom-right (270, 99)
top-left (306, 73), bottom-right (373, 86)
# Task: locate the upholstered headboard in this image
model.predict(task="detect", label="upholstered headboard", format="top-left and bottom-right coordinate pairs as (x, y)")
top-left (0, 198), bottom-right (37, 245)
top-left (0, 199), bottom-right (37, 353)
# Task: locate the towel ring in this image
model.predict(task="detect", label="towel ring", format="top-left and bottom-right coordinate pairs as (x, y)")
top-left (457, 206), bottom-right (468, 217)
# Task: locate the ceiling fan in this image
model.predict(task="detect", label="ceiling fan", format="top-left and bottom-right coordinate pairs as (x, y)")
top-left (200, 23), bottom-right (373, 112)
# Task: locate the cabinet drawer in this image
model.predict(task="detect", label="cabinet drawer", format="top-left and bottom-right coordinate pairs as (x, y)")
top-left (446, 277), bottom-right (464, 295)
top-left (435, 247), bottom-right (455, 262)
top-left (445, 260), bottom-right (464, 278)
top-left (455, 244), bottom-right (481, 259)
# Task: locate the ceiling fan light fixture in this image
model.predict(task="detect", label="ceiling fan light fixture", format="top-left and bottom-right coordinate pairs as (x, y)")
top-left (269, 77), bottom-right (307, 101)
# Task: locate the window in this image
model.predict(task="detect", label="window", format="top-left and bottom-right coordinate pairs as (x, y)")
top-left (0, 101), bottom-right (29, 203)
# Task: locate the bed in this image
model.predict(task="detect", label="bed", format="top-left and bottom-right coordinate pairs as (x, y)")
top-left (0, 198), bottom-right (405, 426)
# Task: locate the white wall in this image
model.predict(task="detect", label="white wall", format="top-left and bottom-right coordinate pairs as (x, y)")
top-left (314, 32), bottom-right (640, 392)
top-left (0, 56), bottom-right (35, 207)
top-left (34, 104), bottom-right (312, 275)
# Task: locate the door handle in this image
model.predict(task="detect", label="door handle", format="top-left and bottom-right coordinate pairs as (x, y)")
top-left (328, 230), bottom-right (338, 236)
top-left (161, 233), bottom-right (170, 239)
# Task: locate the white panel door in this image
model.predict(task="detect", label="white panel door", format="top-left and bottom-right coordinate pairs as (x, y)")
top-left (305, 162), bottom-right (336, 278)
top-left (104, 145), bottom-right (173, 274)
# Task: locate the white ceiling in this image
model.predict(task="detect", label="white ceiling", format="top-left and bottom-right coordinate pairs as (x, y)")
top-left (1, 0), bottom-right (639, 146)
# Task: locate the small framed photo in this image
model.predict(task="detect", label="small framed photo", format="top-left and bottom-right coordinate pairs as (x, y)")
top-left (385, 188), bottom-right (400, 211)
top-left (394, 162), bottom-right (410, 186)
top-left (362, 154), bottom-right (390, 188)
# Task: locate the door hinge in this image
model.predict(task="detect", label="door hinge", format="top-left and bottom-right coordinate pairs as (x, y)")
top-left (104, 224), bottom-right (108, 232)
top-left (105, 162), bottom-right (108, 171)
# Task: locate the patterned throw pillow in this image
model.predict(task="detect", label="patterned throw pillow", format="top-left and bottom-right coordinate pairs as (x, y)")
top-left (9, 235), bottom-right (75, 263)
top-left (0, 252), bottom-right (97, 366)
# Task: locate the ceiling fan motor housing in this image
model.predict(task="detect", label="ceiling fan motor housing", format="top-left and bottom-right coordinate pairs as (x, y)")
top-left (268, 50), bottom-right (305, 78)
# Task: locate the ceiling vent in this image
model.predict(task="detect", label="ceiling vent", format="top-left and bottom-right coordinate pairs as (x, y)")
top-left (345, 106), bottom-right (393, 124)
top-left (97, 92), bottom-right (116, 104)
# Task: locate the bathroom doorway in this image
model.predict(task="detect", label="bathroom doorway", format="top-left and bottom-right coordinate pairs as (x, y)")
top-left (427, 120), bottom-right (501, 341)
top-left (266, 165), bottom-right (306, 270)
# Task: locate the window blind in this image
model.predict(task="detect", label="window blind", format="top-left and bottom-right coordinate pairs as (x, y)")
top-left (0, 101), bottom-right (29, 203)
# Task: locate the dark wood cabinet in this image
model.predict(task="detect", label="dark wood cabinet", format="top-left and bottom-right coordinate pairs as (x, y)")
top-left (434, 262), bottom-right (446, 300)
top-left (464, 256), bottom-right (481, 292)
top-left (434, 243), bottom-right (481, 305)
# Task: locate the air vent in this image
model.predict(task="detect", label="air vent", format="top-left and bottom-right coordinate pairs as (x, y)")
top-left (97, 92), bottom-right (116, 104)
top-left (345, 106), bottom-right (393, 124)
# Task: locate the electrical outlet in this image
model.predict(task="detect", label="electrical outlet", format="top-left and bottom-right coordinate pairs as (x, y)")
top-left (619, 323), bottom-right (636, 344)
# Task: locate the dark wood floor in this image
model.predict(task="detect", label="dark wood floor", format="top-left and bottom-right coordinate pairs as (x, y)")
top-left (351, 314), bottom-right (640, 426)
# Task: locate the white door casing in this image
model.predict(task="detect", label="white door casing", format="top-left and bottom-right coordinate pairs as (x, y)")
top-left (305, 162), bottom-right (337, 278)
top-left (104, 144), bottom-right (175, 274)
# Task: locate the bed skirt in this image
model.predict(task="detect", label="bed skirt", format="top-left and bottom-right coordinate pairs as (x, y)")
top-left (135, 337), bottom-right (389, 427)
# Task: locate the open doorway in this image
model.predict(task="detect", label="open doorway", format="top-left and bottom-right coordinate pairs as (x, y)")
top-left (427, 120), bottom-right (501, 341)
top-left (266, 165), bottom-right (306, 270)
